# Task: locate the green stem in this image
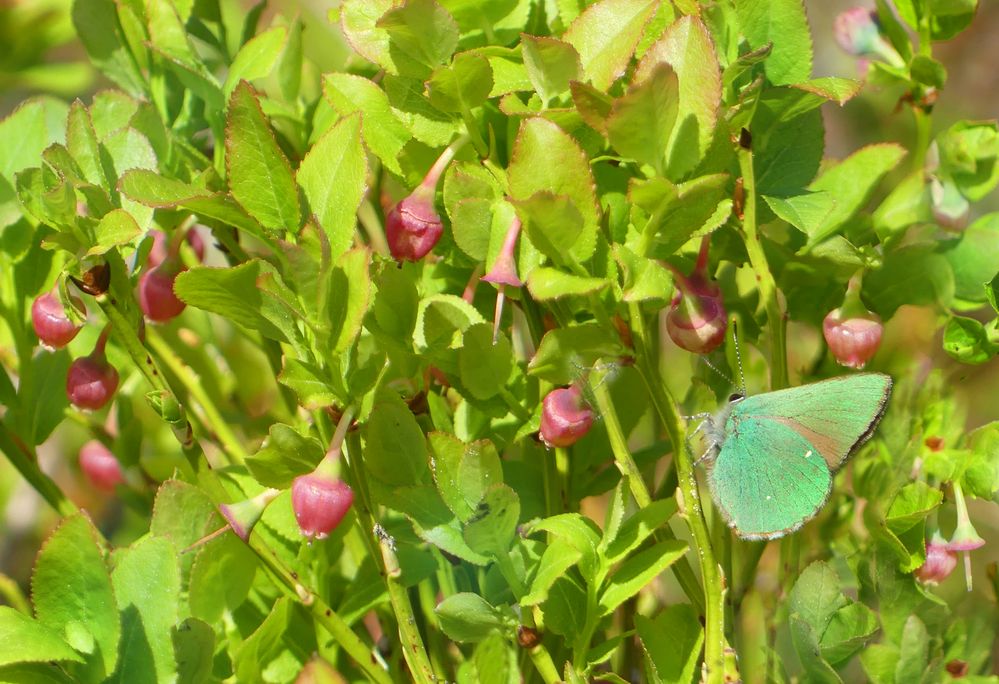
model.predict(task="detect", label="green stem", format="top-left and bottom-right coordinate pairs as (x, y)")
top-left (498, 386), bottom-right (532, 422)
top-left (627, 302), bottom-right (724, 683)
top-left (527, 644), bottom-right (561, 684)
top-left (249, 535), bottom-right (392, 684)
top-left (379, 530), bottom-right (437, 684)
top-left (589, 352), bottom-right (704, 614)
top-left (146, 328), bottom-right (248, 464)
top-left (0, 422), bottom-right (77, 518)
top-left (554, 447), bottom-right (570, 511)
top-left (736, 144), bottom-right (788, 391)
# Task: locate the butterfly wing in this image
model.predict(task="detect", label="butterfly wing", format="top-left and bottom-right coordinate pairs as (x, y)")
top-left (708, 417), bottom-right (832, 540)
top-left (733, 373), bottom-right (892, 471)
top-left (708, 373), bottom-right (892, 540)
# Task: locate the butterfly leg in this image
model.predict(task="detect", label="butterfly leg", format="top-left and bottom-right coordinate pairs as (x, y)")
top-left (692, 440), bottom-right (719, 466)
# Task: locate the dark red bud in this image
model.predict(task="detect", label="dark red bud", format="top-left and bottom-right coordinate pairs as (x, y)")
top-left (32, 289), bottom-right (84, 349)
top-left (540, 385), bottom-right (594, 448)
top-left (385, 187), bottom-right (444, 262)
top-left (67, 345), bottom-right (119, 411)
top-left (139, 260), bottom-right (186, 323)
top-left (78, 440), bottom-right (124, 491)
top-left (291, 474), bottom-right (354, 540)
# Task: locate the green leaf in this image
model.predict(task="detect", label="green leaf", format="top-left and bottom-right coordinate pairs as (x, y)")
top-left (526, 514), bottom-right (602, 584)
top-left (570, 81), bottom-right (614, 134)
top-left (188, 534), bottom-right (258, 624)
top-left (910, 54), bottom-right (947, 89)
top-left (754, 105), bottom-right (824, 197)
top-left (515, 191), bottom-right (588, 266)
top-left (601, 498), bottom-right (678, 567)
top-left (528, 322), bottom-right (624, 384)
top-left (563, 0), bottom-right (659, 91)
top-left (363, 391), bottom-right (429, 486)
top-left (415, 294), bottom-right (486, 352)
top-left (150, 481), bottom-right (223, 561)
top-left (225, 81), bottom-right (300, 233)
top-left (886, 481), bottom-right (943, 534)
top-left (598, 540), bottom-right (686, 615)
top-left (297, 113), bottom-right (367, 259)
top-left (937, 121), bottom-right (999, 201)
top-left (87, 209), bottom-right (141, 256)
top-left (614, 244), bottom-right (673, 303)
top-left (428, 432), bottom-right (503, 522)
top-left (820, 602), bottom-right (880, 665)
top-left (328, 247), bottom-right (371, 353)
top-left (118, 170), bottom-right (266, 240)
top-left (508, 118), bottom-right (600, 264)
top-left (458, 324), bottom-right (513, 401)
top-left (789, 561), bottom-right (847, 633)
top-left (606, 63), bottom-right (679, 175)
top-left (862, 245), bottom-right (954, 319)
top-left (234, 598), bottom-right (315, 682)
top-left (635, 16), bottom-right (721, 179)
top-left (735, 0), bottom-right (813, 86)
top-left (473, 631), bottom-right (518, 684)
top-left (435, 593), bottom-right (508, 643)
top-left (543, 575), bottom-right (587, 637)
top-left (15, 350), bottom-right (70, 447)
top-left (278, 359), bottom-right (341, 409)
top-left (860, 643), bottom-right (901, 684)
top-left (463, 484), bottom-right (520, 558)
top-left (763, 191), bottom-right (836, 238)
top-left (895, 615), bottom-right (929, 683)
top-left (322, 73), bottom-right (412, 175)
top-left (339, 0), bottom-right (396, 72)
top-left (789, 616), bottom-right (843, 684)
top-left (174, 260), bottom-right (299, 344)
top-left (108, 536), bottom-right (180, 684)
top-left (943, 316), bottom-right (997, 365)
top-left (66, 101), bottom-right (109, 190)
top-left (872, 170), bottom-right (930, 237)
top-left (520, 36), bottom-right (581, 104)
top-left (943, 213), bottom-right (999, 303)
top-left (223, 26), bottom-right (288, 96)
top-left (0, 608), bottom-right (83, 667)
top-left (805, 144), bottom-right (907, 243)
top-left (427, 51), bottom-right (494, 112)
top-left (376, 0), bottom-right (460, 79)
top-left (32, 514), bottom-right (118, 679)
top-left (246, 423), bottom-right (325, 488)
top-left (526, 267), bottom-right (610, 300)
top-left (171, 618), bottom-right (215, 684)
top-left (522, 539), bottom-right (583, 606)
top-left (636, 605), bottom-right (704, 684)
top-left (71, 0), bottom-right (144, 95)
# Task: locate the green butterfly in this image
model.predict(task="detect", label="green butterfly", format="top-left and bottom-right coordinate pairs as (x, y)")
top-left (701, 373), bottom-right (892, 540)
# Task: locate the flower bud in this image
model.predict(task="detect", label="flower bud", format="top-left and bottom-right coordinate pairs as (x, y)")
top-left (32, 288), bottom-right (84, 349)
top-left (666, 237), bottom-right (727, 354)
top-left (385, 186), bottom-right (444, 261)
top-left (219, 488), bottom-right (281, 541)
top-left (948, 481), bottom-right (985, 592)
top-left (540, 384), bottom-right (594, 448)
top-left (78, 440), bottom-right (124, 491)
top-left (823, 277), bottom-right (882, 369)
top-left (291, 473), bottom-right (354, 540)
top-left (385, 141), bottom-right (463, 262)
top-left (139, 257), bottom-right (187, 323)
top-left (930, 177), bottom-right (970, 232)
top-left (834, 8), bottom-right (903, 67)
top-left (67, 329), bottom-right (119, 410)
top-left (915, 532), bottom-right (957, 584)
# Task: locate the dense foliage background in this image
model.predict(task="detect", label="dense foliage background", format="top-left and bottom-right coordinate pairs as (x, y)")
top-left (0, 0), bottom-right (997, 682)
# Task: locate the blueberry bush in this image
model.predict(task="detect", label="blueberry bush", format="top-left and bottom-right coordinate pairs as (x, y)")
top-left (0, 0), bottom-right (997, 682)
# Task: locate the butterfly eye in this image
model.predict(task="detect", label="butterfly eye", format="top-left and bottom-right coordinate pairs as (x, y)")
top-left (728, 393), bottom-right (745, 403)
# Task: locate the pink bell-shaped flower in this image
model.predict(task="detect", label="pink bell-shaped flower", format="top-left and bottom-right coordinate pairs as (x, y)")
top-left (78, 440), bottom-right (124, 491)
top-left (666, 236), bottom-right (727, 354)
top-left (823, 275), bottom-right (883, 370)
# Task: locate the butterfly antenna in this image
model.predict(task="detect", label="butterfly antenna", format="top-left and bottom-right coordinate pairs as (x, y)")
top-left (732, 319), bottom-right (747, 397)
top-left (700, 355), bottom-right (735, 389)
